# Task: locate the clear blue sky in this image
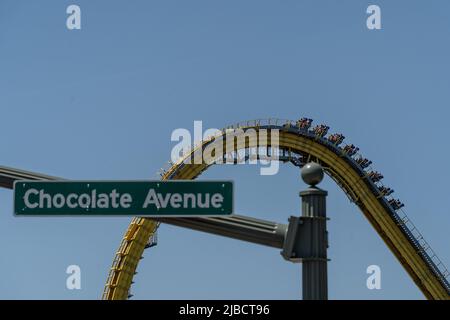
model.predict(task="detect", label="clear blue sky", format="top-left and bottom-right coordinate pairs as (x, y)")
top-left (1, 0), bottom-right (449, 299)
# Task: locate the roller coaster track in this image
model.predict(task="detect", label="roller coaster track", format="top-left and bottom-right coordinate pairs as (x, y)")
top-left (102, 118), bottom-right (450, 300)
top-left (1, 118), bottom-right (449, 299)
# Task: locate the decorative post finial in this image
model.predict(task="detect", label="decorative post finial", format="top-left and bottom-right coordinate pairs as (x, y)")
top-left (301, 162), bottom-right (324, 187)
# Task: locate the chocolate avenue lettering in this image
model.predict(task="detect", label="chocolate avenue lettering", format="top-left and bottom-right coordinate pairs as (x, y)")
top-left (22, 188), bottom-right (224, 210)
top-left (14, 181), bottom-right (233, 216)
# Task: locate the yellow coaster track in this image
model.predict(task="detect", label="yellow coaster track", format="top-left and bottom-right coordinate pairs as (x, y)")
top-left (102, 118), bottom-right (450, 300)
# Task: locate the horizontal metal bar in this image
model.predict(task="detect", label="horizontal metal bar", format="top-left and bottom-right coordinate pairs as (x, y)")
top-left (157, 215), bottom-right (286, 248)
top-left (0, 166), bottom-right (62, 189)
top-left (0, 166), bottom-right (287, 248)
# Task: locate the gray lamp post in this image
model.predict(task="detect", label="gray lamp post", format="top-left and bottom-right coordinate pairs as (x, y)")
top-left (281, 162), bottom-right (329, 300)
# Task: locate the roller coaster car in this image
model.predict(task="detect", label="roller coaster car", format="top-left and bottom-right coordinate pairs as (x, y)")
top-left (379, 186), bottom-right (394, 196)
top-left (296, 117), bottom-right (313, 130)
top-left (368, 171), bottom-right (384, 182)
top-left (312, 124), bottom-right (330, 137)
top-left (328, 133), bottom-right (345, 146)
top-left (343, 144), bottom-right (359, 156)
top-left (389, 199), bottom-right (405, 210)
top-left (355, 157), bottom-right (372, 168)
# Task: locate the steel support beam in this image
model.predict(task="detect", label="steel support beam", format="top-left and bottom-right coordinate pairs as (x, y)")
top-left (0, 166), bottom-right (61, 188)
top-left (158, 214), bottom-right (286, 248)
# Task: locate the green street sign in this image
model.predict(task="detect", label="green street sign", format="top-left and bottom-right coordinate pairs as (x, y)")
top-left (14, 180), bottom-right (233, 217)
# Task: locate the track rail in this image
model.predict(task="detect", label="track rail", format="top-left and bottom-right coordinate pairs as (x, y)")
top-left (103, 118), bottom-right (450, 300)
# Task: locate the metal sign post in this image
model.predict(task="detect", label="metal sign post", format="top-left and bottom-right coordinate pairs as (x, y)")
top-left (281, 162), bottom-right (329, 300)
top-left (300, 186), bottom-right (328, 300)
